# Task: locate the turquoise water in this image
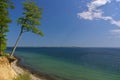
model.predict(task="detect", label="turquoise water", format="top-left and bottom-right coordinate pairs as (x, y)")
top-left (7, 47), bottom-right (120, 80)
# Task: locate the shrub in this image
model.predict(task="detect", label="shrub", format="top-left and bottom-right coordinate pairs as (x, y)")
top-left (14, 72), bottom-right (31, 80)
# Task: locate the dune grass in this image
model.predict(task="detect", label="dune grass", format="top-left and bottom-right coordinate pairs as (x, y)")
top-left (14, 72), bottom-right (31, 80)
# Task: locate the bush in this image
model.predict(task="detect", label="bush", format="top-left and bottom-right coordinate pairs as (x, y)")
top-left (14, 72), bottom-right (31, 80)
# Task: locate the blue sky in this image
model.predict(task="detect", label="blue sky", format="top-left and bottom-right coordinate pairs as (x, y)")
top-left (7, 0), bottom-right (120, 47)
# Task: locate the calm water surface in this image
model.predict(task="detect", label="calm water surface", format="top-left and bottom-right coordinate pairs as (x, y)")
top-left (6, 47), bottom-right (120, 80)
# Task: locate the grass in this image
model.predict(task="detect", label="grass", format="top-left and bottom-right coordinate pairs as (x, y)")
top-left (1, 53), bottom-right (10, 57)
top-left (14, 72), bottom-right (31, 80)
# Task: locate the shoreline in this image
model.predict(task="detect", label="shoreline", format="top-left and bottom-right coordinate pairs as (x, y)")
top-left (11, 59), bottom-right (43, 80)
top-left (13, 56), bottom-right (57, 80)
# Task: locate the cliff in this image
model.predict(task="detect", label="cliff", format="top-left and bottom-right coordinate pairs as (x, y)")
top-left (0, 57), bottom-right (17, 80)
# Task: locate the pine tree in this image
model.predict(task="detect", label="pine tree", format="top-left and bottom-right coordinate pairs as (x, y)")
top-left (10, 0), bottom-right (43, 56)
top-left (0, 0), bottom-right (14, 55)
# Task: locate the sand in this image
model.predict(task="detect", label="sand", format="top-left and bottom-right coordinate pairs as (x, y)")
top-left (0, 57), bottom-right (17, 80)
top-left (11, 60), bottom-right (45, 80)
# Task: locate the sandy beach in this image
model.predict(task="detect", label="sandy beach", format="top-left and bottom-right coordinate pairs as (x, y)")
top-left (11, 60), bottom-right (45, 80)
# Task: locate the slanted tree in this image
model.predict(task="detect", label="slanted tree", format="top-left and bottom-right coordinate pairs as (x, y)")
top-left (0, 0), bottom-right (14, 55)
top-left (10, 0), bottom-right (44, 57)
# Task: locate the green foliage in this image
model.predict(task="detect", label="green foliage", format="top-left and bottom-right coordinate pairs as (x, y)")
top-left (1, 37), bottom-right (7, 52)
top-left (17, 0), bottom-right (44, 36)
top-left (0, 0), bottom-right (14, 54)
top-left (14, 72), bottom-right (31, 80)
top-left (10, 0), bottom-right (43, 57)
top-left (1, 53), bottom-right (9, 57)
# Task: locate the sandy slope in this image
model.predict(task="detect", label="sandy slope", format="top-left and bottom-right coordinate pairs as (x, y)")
top-left (11, 60), bottom-right (45, 80)
top-left (0, 57), bottom-right (17, 80)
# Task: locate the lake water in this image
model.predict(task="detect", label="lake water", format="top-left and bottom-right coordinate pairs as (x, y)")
top-left (6, 47), bottom-right (120, 80)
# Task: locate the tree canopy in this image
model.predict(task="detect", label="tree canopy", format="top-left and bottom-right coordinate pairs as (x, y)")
top-left (0, 0), bottom-right (14, 55)
top-left (10, 0), bottom-right (43, 56)
top-left (17, 1), bottom-right (44, 36)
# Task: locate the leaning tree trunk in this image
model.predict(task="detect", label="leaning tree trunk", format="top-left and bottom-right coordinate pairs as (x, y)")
top-left (10, 30), bottom-right (23, 57)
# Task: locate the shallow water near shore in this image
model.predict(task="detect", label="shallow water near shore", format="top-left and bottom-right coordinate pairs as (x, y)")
top-left (6, 47), bottom-right (120, 80)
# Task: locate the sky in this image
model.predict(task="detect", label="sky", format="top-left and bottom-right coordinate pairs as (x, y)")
top-left (7, 0), bottom-right (120, 47)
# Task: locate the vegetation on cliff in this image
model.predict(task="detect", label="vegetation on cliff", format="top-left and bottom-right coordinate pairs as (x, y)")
top-left (0, 0), bottom-right (44, 80)
top-left (0, 0), bottom-right (43, 57)
top-left (14, 72), bottom-right (31, 80)
top-left (10, 0), bottom-right (44, 56)
top-left (0, 0), bottom-right (14, 55)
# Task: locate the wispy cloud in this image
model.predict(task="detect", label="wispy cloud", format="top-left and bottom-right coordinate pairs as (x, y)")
top-left (110, 29), bottom-right (120, 38)
top-left (78, 0), bottom-right (120, 33)
top-left (110, 29), bottom-right (120, 33)
top-left (116, 0), bottom-right (120, 2)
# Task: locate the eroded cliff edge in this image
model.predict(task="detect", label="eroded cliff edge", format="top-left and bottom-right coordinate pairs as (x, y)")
top-left (0, 57), bottom-right (17, 80)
